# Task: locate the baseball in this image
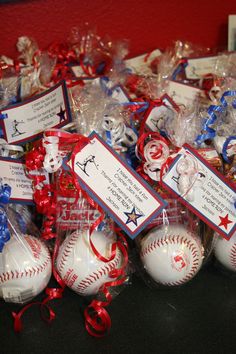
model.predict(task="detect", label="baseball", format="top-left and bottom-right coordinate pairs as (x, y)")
top-left (140, 224), bottom-right (204, 286)
top-left (214, 231), bottom-right (236, 272)
top-left (0, 234), bottom-right (52, 303)
top-left (56, 230), bottom-right (122, 296)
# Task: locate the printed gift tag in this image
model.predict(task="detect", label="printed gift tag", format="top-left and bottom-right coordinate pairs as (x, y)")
top-left (0, 81), bottom-right (72, 144)
top-left (185, 56), bottom-right (218, 80)
top-left (162, 145), bottom-right (236, 239)
top-left (165, 80), bottom-right (202, 108)
top-left (125, 49), bottom-right (161, 75)
top-left (145, 96), bottom-right (179, 132)
top-left (0, 157), bottom-right (33, 203)
top-left (67, 132), bottom-right (167, 239)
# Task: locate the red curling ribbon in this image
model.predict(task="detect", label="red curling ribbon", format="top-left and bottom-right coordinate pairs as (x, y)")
top-left (84, 227), bottom-right (129, 337)
top-left (84, 303), bottom-right (112, 337)
top-left (12, 301), bottom-right (56, 333)
top-left (25, 145), bottom-right (45, 171)
top-left (42, 242), bottom-right (66, 308)
top-left (159, 155), bottom-right (175, 182)
top-left (138, 99), bottom-right (164, 136)
top-left (136, 131), bottom-right (169, 161)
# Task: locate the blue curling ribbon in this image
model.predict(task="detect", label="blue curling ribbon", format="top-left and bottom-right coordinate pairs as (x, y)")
top-left (195, 90), bottom-right (236, 145)
top-left (171, 59), bottom-right (188, 81)
top-left (0, 184), bottom-right (11, 204)
top-left (0, 113), bottom-right (8, 120)
top-left (0, 207), bottom-right (10, 252)
top-left (222, 136), bottom-right (236, 163)
top-left (99, 77), bottom-right (113, 96)
top-left (0, 184), bottom-right (11, 252)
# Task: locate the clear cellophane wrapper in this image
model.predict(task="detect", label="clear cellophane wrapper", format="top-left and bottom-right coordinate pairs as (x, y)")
top-left (70, 78), bottom-right (138, 163)
top-left (67, 25), bottom-right (129, 77)
top-left (156, 40), bottom-right (211, 96)
top-left (0, 58), bottom-right (20, 108)
top-left (54, 166), bottom-right (129, 301)
top-left (0, 206), bottom-right (52, 304)
top-left (135, 194), bottom-right (216, 289)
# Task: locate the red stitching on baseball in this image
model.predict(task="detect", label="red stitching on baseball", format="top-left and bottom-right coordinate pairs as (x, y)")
top-left (76, 252), bottom-right (121, 294)
top-left (0, 241), bottom-right (51, 286)
top-left (57, 232), bottom-right (79, 274)
top-left (57, 232), bottom-right (122, 294)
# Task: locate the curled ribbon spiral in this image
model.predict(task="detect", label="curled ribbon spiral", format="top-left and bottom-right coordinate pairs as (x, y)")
top-left (196, 90), bottom-right (236, 145)
top-left (175, 153), bottom-right (206, 202)
top-left (136, 132), bottom-right (170, 182)
top-left (0, 183), bottom-right (11, 252)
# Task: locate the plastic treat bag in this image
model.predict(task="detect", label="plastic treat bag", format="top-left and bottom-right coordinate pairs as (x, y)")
top-left (195, 91), bottom-right (236, 179)
top-left (72, 77), bottom-right (138, 159)
top-left (0, 184), bottom-right (52, 304)
top-left (156, 40), bottom-right (210, 96)
top-left (0, 58), bottom-right (20, 108)
top-left (68, 25), bottom-right (128, 77)
top-left (0, 139), bottom-right (24, 159)
top-left (25, 128), bottom-right (129, 336)
top-left (48, 130), bottom-right (129, 337)
top-left (135, 200), bottom-right (215, 289)
top-left (16, 36), bottom-right (56, 99)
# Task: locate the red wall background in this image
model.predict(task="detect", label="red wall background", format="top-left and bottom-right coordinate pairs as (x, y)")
top-left (0, 0), bottom-right (236, 59)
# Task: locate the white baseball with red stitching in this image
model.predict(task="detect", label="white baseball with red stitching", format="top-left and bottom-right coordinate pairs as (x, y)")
top-left (56, 230), bottom-right (122, 296)
top-left (214, 231), bottom-right (236, 272)
top-left (140, 224), bottom-right (203, 286)
top-left (0, 235), bottom-right (52, 303)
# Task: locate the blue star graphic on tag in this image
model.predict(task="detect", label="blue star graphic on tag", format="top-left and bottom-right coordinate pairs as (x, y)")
top-left (124, 207), bottom-right (143, 227)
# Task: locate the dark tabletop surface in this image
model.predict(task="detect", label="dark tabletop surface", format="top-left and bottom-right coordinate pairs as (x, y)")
top-left (0, 258), bottom-right (236, 354)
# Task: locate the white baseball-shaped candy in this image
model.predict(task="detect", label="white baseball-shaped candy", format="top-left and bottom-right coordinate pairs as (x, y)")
top-left (0, 235), bottom-right (52, 303)
top-left (140, 224), bottom-right (203, 286)
top-left (214, 231), bottom-right (236, 272)
top-left (56, 230), bottom-right (122, 296)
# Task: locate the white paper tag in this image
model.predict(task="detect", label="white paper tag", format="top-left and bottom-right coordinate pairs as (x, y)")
top-left (0, 81), bottom-right (72, 144)
top-left (162, 145), bottom-right (236, 239)
top-left (111, 85), bottom-right (130, 103)
top-left (125, 49), bottom-right (161, 75)
top-left (145, 104), bottom-right (176, 132)
top-left (165, 80), bottom-right (202, 108)
top-left (228, 15), bottom-right (236, 51)
top-left (0, 157), bottom-right (33, 202)
top-left (185, 56), bottom-right (218, 79)
top-left (70, 65), bottom-right (85, 78)
top-left (67, 132), bottom-right (167, 238)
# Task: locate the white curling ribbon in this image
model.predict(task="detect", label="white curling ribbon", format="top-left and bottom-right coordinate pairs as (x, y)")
top-left (144, 140), bottom-right (169, 164)
top-left (143, 140), bottom-right (169, 181)
top-left (42, 135), bottom-right (62, 173)
top-left (208, 85), bottom-right (221, 103)
top-left (102, 115), bottom-right (137, 149)
top-left (176, 154), bottom-right (206, 202)
top-left (122, 127), bottom-right (138, 147)
top-left (143, 161), bottom-right (161, 181)
top-left (175, 155), bottom-right (196, 175)
top-left (162, 209), bottom-right (170, 226)
top-left (0, 139), bottom-right (24, 158)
